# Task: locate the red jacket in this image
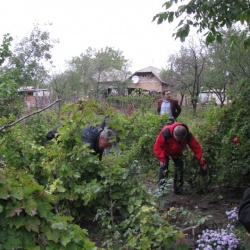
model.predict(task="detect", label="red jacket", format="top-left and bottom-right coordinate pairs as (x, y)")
top-left (157, 98), bottom-right (182, 119)
top-left (153, 123), bottom-right (206, 165)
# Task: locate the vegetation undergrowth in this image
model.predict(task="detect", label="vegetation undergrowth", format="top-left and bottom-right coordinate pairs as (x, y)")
top-left (0, 85), bottom-right (250, 248)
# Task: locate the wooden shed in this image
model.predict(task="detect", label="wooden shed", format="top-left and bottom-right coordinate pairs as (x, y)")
top-left (128, 66), bottom-right (168, 95)
top-left (18, 86), bottom-right (50, 113)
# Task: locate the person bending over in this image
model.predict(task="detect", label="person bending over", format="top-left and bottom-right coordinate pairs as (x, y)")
top-left (46, 117), bottom-right (118, 161)
top-left (153, 122), bottom-right (207, 194)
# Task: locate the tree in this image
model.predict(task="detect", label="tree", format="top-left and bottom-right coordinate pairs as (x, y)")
top-left (202, 28), bottom-right (250, 106)
top-left (66, 47), bottom-right (130, 100)
top-left (0, 34), bottom-right (13, 66)
top-left (0, 34), bottom-right (20, 118)
top-left (4, 23), bottom-right (57, 87)
top-left (153, 0), bottom-right (250, 46)
top-left (160, 56), bottom-right (187, 106)
top-left (161, 39), bottom-right (207, 113)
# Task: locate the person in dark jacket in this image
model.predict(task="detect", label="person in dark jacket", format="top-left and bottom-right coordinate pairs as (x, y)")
top-left (157, 89), bottom-right (182, 125)
top-left (153, 122), bottom-right (207, 194)
top-left (46, 117), bottom-right (118, 161)
top-left (238, 188), bottom-right (250, 233)
top-left (45, 124), bottom-right (62, 140)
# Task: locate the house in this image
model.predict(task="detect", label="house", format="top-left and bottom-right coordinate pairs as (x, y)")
top-left (18, 86), bottom-right (50, 113)
top-left (128, 66), bottom-right (168, 95)
top-left (92, 68), bottom-right (129, 97)
top-left (199, 89), bottom-right (230, 106)
top-left (91, 66), bottom-right (169, 98)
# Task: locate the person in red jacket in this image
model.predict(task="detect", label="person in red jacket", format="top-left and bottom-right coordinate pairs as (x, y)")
top-left (157, 90), bottom-right (182, 125)
top-left (153, 122), bottom-right (207, 194)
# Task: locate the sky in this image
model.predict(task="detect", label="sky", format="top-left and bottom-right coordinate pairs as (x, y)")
top-left (1, 0), bottom-right (183, 73)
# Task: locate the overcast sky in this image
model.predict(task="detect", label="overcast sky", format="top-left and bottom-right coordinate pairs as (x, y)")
top-left (1, 0), bottom-right (183, 73)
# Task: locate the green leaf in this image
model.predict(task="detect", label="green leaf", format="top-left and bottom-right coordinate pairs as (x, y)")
top-left (24, 217), bottom-right (40, 232)
top-left (9, 187), bottom-right (24, 200)
top-left (60, 232), bottom-right (71, 247)
top-left (23, 199), bottom-right (38, 216)
top-left (37, 200), bottom-right (53, 218)
top-left (168, 12), bottom-right (175, 23)
top-left (0, 187), bottom-right (8, 199)
top-left (7, 216), bottom-right (26, 229)
top-left (51, 221), bottom-right (68, 230)
top-left (45, 229), bottom-right (61, 243)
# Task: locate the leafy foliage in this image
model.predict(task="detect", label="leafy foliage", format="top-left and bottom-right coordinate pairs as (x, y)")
top-left (52, 46), bottom-right (131, 104)
top-left (0, 167), bottom-right (96, 249)
top-left (0, 98), bottom-right (188, 249)
top-left (153, 0), bottom-right (250, 46)
top-left (0, 34), bottom-right (13, 66)
top-left (4, 23), bottom-right (56, 87)
top-left (185, 83), bottom-right (250, 188)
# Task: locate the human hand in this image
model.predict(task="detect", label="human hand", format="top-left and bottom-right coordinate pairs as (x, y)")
top-left (198, 163), bottom-right (208, 176)
top-left (201, 163), bottom-right (208, 171)
top-left (160, 161), bottom-right (165, 167)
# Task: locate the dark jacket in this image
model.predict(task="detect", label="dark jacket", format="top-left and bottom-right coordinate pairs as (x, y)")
top-left (157, 98), bottom-right (182, 119)
top-left (45, 124), bottom-right (62, 140)
top-left (153, 122), bottom-right (206, 165)
top-left (238, 188), bottom-right (250, 233)
top-left (81, 126), bottom-right (104, 160)
top-left (46, 125), bottom-right (104, 160)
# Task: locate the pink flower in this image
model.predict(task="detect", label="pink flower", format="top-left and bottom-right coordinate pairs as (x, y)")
top-left (212, 126), bottom-right (216, 130)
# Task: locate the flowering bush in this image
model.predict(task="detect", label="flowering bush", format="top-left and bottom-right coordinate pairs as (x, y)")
top-left (196, 208), bottom-right (239, 250)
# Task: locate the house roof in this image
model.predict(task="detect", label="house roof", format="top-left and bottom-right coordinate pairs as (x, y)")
top-left (18, 86), bottom-right (48, 92)
top-left (132, 66), bottom-right (166, 83)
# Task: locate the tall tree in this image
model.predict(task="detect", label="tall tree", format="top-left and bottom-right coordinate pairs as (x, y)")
top-left (153, 0), bottom-right (250, 46)
top-left (202, 28), bottom-right (250, 106)
top-left (4, 23), bottom-right (57, 87)
top-left (0, 34), bottom-right (13, 66)
top-left (161, 39), bottom-right (206, 113)
top-left (66, 47), bottom-right (130, 101)
top-left (0, 34), bottom-right (20, 118)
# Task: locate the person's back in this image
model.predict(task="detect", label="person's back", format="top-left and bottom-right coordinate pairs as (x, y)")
top-left (45, 117), bottom-right (119, 161)
top-left (81, 126), bottom-right (102, 154)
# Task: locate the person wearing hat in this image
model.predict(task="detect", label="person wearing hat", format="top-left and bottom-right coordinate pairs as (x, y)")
top-left (46, 117), bottom-right (118, 161)
top-left (238, 188), bottom-right (250, 234)
top-left (153, 122), bottom-right (207, 194)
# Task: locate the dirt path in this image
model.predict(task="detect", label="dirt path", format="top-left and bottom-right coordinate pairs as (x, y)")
top-left (145, 178), bottom-right (244, 249)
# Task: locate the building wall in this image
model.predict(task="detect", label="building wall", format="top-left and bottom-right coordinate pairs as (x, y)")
top-left (129, 75), bottom-right (166, 92)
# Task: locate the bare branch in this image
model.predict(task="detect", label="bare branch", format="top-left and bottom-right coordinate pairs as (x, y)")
top-left (0, 99), bottom-right (61, 132)
top-left (181, 224), bottom-right (199, 232)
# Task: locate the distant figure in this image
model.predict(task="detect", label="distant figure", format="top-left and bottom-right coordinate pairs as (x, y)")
top-left (157, 89), bottom-right (182, 125)
top-left (46, 117), bottom-right (118, 161)
top-left (126, 101), bottom-right (135, 116)
top-left (238, 188), bottom-right (250, 233)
